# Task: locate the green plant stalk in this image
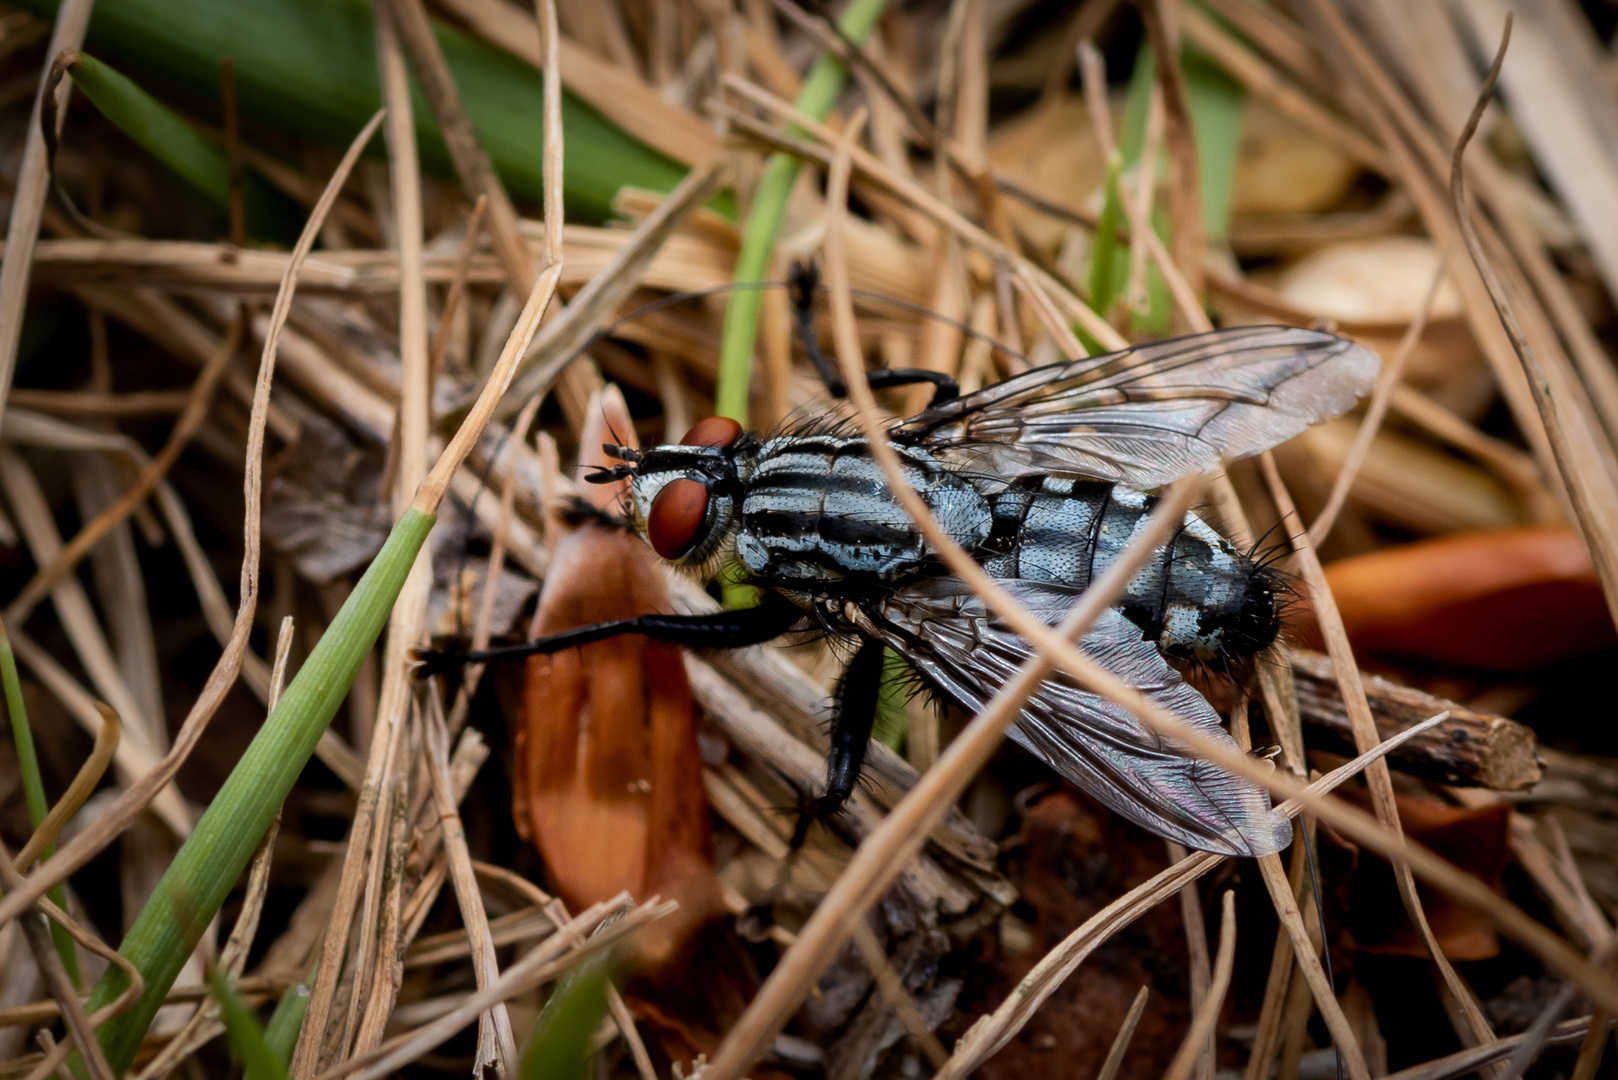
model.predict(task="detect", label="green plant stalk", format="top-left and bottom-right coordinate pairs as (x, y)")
top-left (15, 0), bottom-right (689, 223)
top-left (1087, 152), bottom-right (1124, 322)
top-left (67, 54), bottom-right (300, 243)
top-left (209, 967), bottom-right (288, 1080)
top-left (871, 648), bottom-right (909, 752)
top-left (0, 621), bottom-right (81, 986)
top-left (712, 0), bottom-right (889, 425)
top-left (1114, 43), bottom-right (1244, 333)
top-left (520, 955), bottom-right (614, 1080)
top-left (80, 507), bottom-right (436, 1077)
top-left (262, 963), bottom-right (314, 1068)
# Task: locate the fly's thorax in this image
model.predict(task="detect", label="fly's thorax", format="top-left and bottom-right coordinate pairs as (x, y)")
top-left (734, 435), bottom-right (991, 586)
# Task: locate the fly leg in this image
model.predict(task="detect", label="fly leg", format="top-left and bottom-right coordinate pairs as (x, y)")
top-left (788, 637), bottom-right (886, 848)
top-left (789, 261), bottom-right (959, 407)
top-left (413, 593), bottom-right (803, 676)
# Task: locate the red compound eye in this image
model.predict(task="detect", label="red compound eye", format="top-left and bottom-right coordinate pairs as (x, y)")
top-left (681, 416), bottom-right (743, 449)
top-left (647, 478), bottom-right (710, 560)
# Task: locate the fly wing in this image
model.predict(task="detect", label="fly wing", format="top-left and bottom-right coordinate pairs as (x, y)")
top-left (891, 325), bottom-right (1379, 488)
top-left (866, 577), bottom-right (1292, 857)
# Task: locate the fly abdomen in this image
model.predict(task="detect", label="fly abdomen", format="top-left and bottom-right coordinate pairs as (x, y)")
top-left (982, 478), bottom-right (1281, 666)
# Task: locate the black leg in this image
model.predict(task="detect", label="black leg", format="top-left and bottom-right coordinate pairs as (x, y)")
top-left (790, 637), bottom-right (886, 848)
top-left (788, 261), bottom-right (959, 408)
top-left (413, 593), bottom-right (803, 677)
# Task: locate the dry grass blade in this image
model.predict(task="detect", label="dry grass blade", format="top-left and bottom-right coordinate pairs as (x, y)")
top-left (4, 624), bottom-right (187, 834)
top-left (0, 0), bottom-right (93, 442)
top-left (702, 108), bottom-right (1209, 1080)
top-left (849, 922), bottom-right (950, 1069)
top-left (1096, 985), bottom-right (1150, 1080)
top-left (427, 194), bottom-right (488, 388)
top-left (1262, 456), bottom-right (1499, 1058)
top-left (1386, 1017), bottom-right (1607, 1080)
top-left (1181, 6), bottom-right (1387, 173)
top-left (0, 839), bottom-right (115, 1080)
top-left (0, 105), bottom-right (384, 939)
top-left (383, 0), bottom-right (598, 429)
top-left (714, 74), bottom-right (1123, 349)
top-left (4, 389), bottom-right (190, 416)
top-left (3, 316), bottom-right (244, 627)
top-left (1168, 840), bottom-right (1215, 1080)
top-left (425, 699), bottom-right (518, 1071)
top-left (446, 388), bottom-right (542, 735)
top-left (1447, 14), bottom-right (1618, 630)
top-left (497, 155), bottom-right (728, 417)
top-left (313, 895), bottom-right (667, 1080)
top-left (13, 702), bottom-right (119, 870)
top-left (1164, 892), bottom-right (1238, 1080)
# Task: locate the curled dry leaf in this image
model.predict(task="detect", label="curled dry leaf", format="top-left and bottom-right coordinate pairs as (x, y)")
top-left (1333, 787), bottom-right (1512, 961)
top-left (514, 386), bottom-right (722, 967)
top-left (1271, 237), bottom-right (1495, 420)
top-left (1290, 526), bottom-right (1614, 670)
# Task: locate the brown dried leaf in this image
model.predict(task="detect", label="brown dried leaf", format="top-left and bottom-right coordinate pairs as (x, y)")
top-left (514, 387), bottom-right (721, 968)
top-left (1336, 787), bottom-right (1512, 961)
top-left (1290, 526), bottom-right (1614, 669)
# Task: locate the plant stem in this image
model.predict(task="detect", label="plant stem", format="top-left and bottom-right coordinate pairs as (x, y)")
top-left (81, 507), bottom-right (436, 1076)
top-left (712, 0), bottom-right (889, 425)
top-left (0, 619), bottom-right (80, 985)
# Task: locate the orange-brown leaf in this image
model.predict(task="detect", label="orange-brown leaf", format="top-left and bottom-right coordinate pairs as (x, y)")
top-left (1337, 787), bottom-right (1511, 960)
top-left (1289, 526), bottom-right (1613, 669)
top-left (514, 388), bottom-right (722, 967)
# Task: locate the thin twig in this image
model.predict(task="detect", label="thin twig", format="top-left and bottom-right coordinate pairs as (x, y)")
top-left (0, 0), bottom-right (94, 445)
top-left (1164, 892), bottom-right (1238, 1080)
top-left (426, 696), bottom-right (519, 1071)
top-left (1096, 985), bottom-right (1150, 1080)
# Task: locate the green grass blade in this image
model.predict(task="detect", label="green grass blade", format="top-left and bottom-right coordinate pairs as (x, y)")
top-left (520, 956), bottom-right (615, 1080)
top-left (262, 963), bottom-right (314, 1068)
top-left (209, 967), bottom-right (288, 1080)
top-left (1087, 153), bottom-right (1125, 321)
top-left (80, 507), bottom-right (436, 1076)
top-left (712, 0), bottom-right (889, 425)
top-left (70, 54), bottom-right (227, 206)
top-left (1113, 41), bottom-right (1245, 332)
top-left (872, 648), bottom-right (910, 753)
top-left (67, 54), bottom-right (299, 243)
top-left (0, 620), bottom-right (80, 986)
top-left (1182, 47), bottom-right (1244, 245)
top-left (16, 0), bottom-right (689, 223)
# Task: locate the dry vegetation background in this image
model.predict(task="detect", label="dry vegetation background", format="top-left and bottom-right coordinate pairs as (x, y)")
top-left (0, 0), bottom-right (1617, 1078)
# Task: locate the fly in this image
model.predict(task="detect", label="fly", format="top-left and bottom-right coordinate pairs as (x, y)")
top-left (422, 265), bottom-right (1380, 858)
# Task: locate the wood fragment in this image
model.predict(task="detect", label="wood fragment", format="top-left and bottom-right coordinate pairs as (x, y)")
top-left (1290, 649), bottom-right (1541, 790)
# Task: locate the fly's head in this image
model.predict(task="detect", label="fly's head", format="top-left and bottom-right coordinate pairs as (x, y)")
top-left (587, 415), bottom-right (752, 573)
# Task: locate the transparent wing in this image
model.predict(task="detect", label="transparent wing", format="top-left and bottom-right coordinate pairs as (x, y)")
top-left (866, 577), bottom-right (1292, 857)
top-left (891, 325), bottom-right (1379, 488)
